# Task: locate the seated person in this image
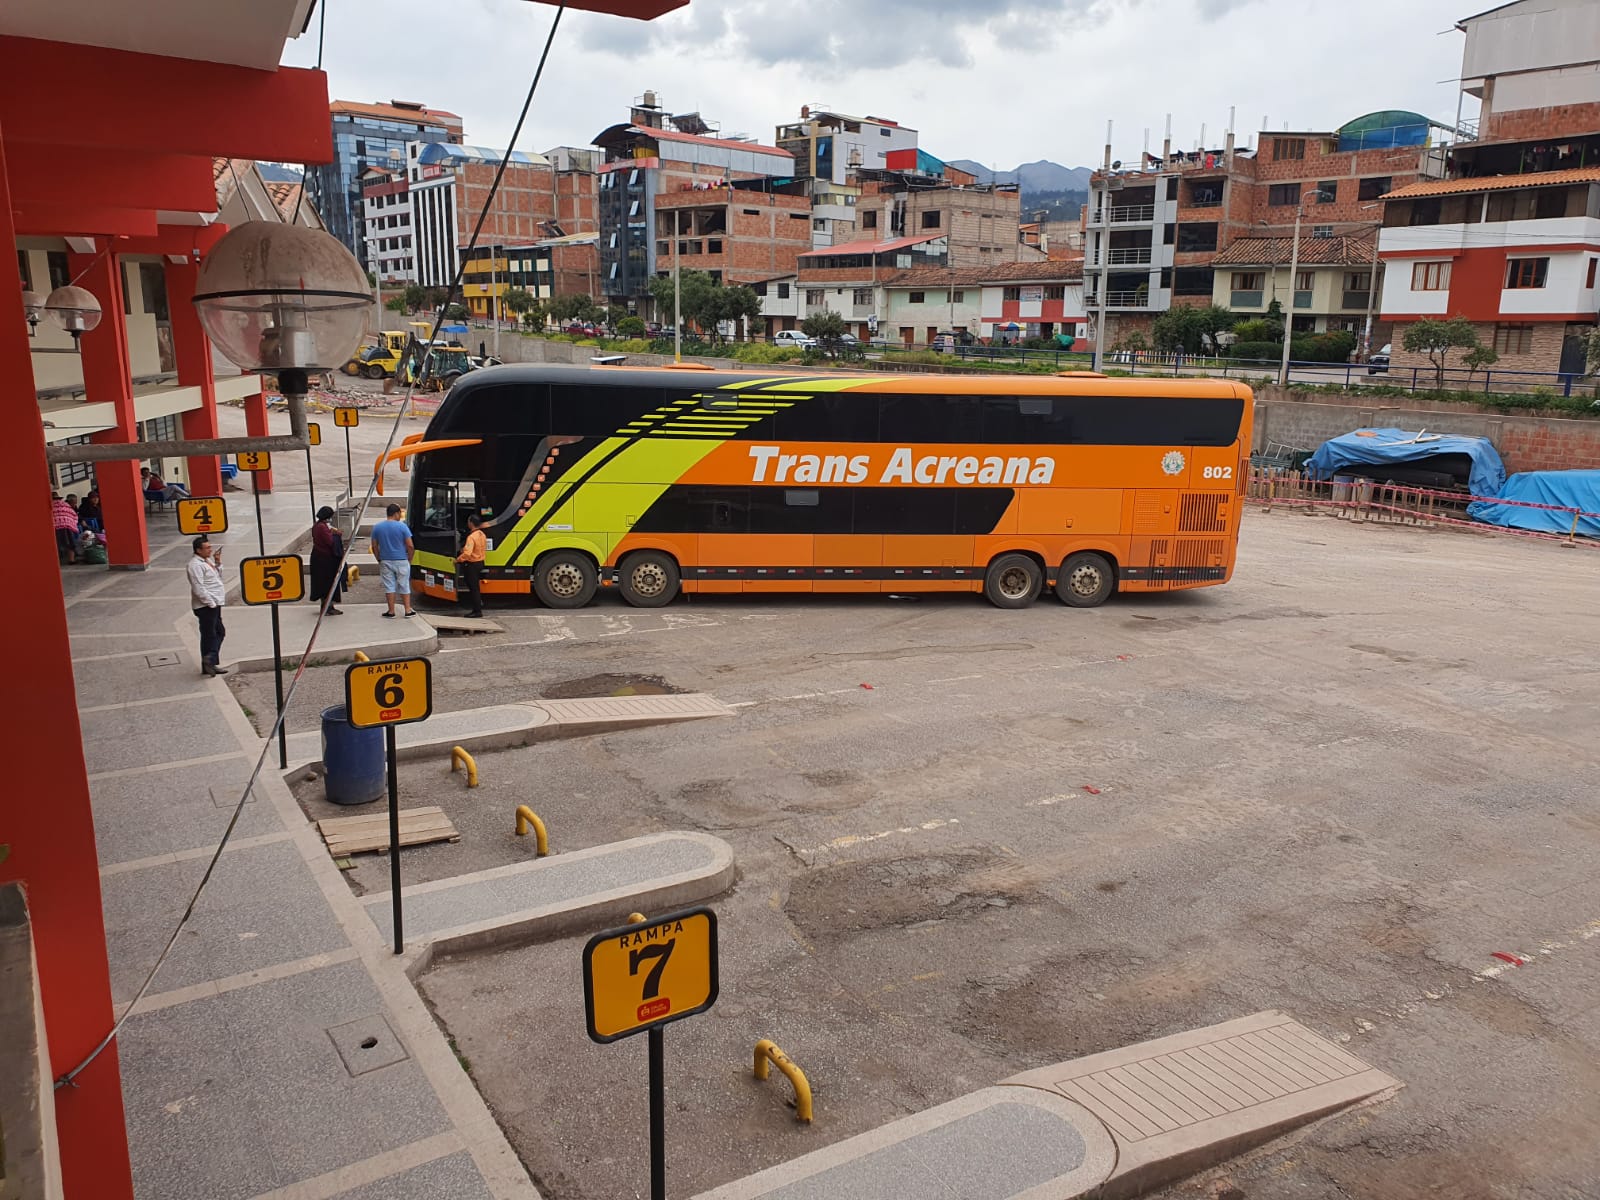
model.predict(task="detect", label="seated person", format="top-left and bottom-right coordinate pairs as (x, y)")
top-left (51, 492), bottom-right (81, 564)
top-left (141, 467), bottom-right (190, 502)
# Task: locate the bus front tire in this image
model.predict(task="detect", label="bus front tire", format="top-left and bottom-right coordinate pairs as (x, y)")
top-left (1056, 552), bottom-right (1116, 608)
top-left (617, 551), bottom-right (680, 608)
top-left (533, 551), bottom-right (598, 609)
top-left (984, 553), bottom-right (1043, 609)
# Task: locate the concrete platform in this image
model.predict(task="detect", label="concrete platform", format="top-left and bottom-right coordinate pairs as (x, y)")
top-left (360, 831), bottom-right (735, 968)
top-left (193, 602), bottom-right (439, 673)
top-left (694, 1011), bottom-right (1399, 1200)
top-left (425, 613), bottom-right (505, 634)
top-left (284, 694), bottom-right (733, 773)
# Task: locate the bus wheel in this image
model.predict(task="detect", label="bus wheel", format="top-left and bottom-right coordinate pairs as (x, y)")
top-left (618, 551), bottom-right (680, 608)
top-left (533, 551), bottom-right (597, 609)
top-left (984, 553), bottom-right (1043, 609)
top-left (1056, 552), bottom-right (1116, 608)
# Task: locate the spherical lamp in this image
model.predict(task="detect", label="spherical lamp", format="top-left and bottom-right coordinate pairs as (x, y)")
top-left (21, 289), bottom-right (46, 333)
top-left (192, 222), bottom-right (371, 396)
top-left (44, 285), bottom-right (103, 340)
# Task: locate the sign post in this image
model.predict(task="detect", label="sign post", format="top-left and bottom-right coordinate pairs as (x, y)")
top-left (240, 555), bottom-right (305, 769)
top-left (177, 496), bottom-right (228, 537)
top-left (582, 907), bottom-right (719, 1200)
top-left (343, 657), bottom-right (433, 954)
top-left (334, 407), bottom-right (359, 500)
top-left (237, 452), bottom-right (272, 557)
top-left (306, 421), bottom-right (322, 524)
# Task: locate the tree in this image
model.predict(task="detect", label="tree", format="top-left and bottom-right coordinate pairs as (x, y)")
top-left (548, 293), bottom-right (602, 325)
top-left (1402, 316), bottom-right (1481, 389)
top-left (605, 304), bottom-right (631, 329)
top-left (1153, 305), bottom-right (1234, 354)
top-left (1462, 344), bottom-right (1499, 380)
top-left (712, 285), bottom-right (763, 343)
top-left (646, 270), bottom-right (754, 344)
top-left (801, 309), bottom-right (848, 355)
top-left (616, 315), bottom-right (647, 338)
top-left (403, 284), bottom-right (426, 313)
top-left (501, 287), bottom-right (534, 318)
top-left (444, 302), bottom-right (468, 321)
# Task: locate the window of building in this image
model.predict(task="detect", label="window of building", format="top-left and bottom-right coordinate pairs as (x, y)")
top-left (778, 283), bottom-right (791, 299)
top-left (1590, 258), bottom-right (1599, 289)
top-left (17, 250), bottom-right (31, 290)
top-left (1358, 177), bottom-right (1391, 201)
top-left (1505, 258), bottom-right (1548, 289)
top-left (1295, 270), bottom-right (1315, 291)
top-left (707, 239), bottom-right (723, 254)
top-left (1311, 226), bottom-right (1334, 239)
top-left (920, 210), bottom-right (942, 229)
top-left (1232, 272), bottom-right (1265, 291)
top-left (1272, 138), bottom-right (1306, 161)
top-left (1177, 223), bottom-right (1218, 252)
top-left (1344, 271), bottom-right (1371, 291)
top-left (47, 251), bottom-right (70, 290)
top-left (806, 288), bottom-right (823, 305)
top-left (853, 288), bottom-right (872, 305)
top-left (1166, 177), bottom-right (1179, 201)
top-left (54, 436), bottom-right (94, 488)
top-left (1315, 181), bottom-right (1337, 203)
top-left (813, 218), bottom-right (827, 230)
top-left (1174, 266), bottom-right (1214, 296)
top-left (1003, 286), bottom-right (1021, 301)
top-left (1163, 223), bottom-right (1176, 245)
top-left (751, 282), bottom-right (768, 297)
top-left (789, 213), bottom-right (809, 221)
top-left (1267, 184), bottom-right (1299, 206)
top-left (862, 210), bottom-right (877, 229)
top-left (952, 290), bottom-right (964, 303)
top-left (909, 291), bottom-right (926, 304)
top-left (1044, 286), bottom-right (1065, 300)
top-left (1411, 261), bottom-right (1451, 290)
top-left (1492, 323), bottom-right (1534, 354)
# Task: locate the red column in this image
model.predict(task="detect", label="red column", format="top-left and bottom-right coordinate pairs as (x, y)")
top-left (73, 247), bottom-right (150, 568)
top-left (0, 127), bottom-right (135, 1199)
top-left (244, 379), bottom-right (275, 492)
top-left (167, 256), bottom-right (223, 496)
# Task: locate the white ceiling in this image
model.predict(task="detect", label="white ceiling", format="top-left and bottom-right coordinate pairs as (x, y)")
top-left (0, 0), bottom-right (316, 70)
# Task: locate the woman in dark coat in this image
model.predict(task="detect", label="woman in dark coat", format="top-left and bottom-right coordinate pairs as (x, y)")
top-left (309, 506), bottom-right (345, 615)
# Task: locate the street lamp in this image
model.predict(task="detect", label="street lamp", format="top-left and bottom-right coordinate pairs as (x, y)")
top-left (193, 221), bottom-right (371, 436)
top-left (1278, 189), bottom-right (1320, 387)
top-left (44, 284), bottom-right (103, 343)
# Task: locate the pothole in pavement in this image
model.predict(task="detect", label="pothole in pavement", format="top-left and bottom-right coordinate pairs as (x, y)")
top-left (540, 672), bottom-right (684, 699)
top-left (784, 850), bottom-right (1043, 937)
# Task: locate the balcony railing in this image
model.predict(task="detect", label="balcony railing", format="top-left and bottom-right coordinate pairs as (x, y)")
top-left (1185, 196), bottom-right (1223, 208)
top-left (1106, 247), bottom-right (1153, 265)
top-left (1342, 290), bottom-right (1370, 310)
top-left (1089, 289), bottom-right (1150, 308)
top-left (1230, 290), bottom-right (1263, 308)
top-left (1103, 204), bottom-right (1156, 224)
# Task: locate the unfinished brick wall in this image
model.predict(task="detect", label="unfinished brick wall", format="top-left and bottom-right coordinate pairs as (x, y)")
top-left (1253, 385), bottom-right (1600, 475)
top-left (1483, 102), bottom-right (1600, 143)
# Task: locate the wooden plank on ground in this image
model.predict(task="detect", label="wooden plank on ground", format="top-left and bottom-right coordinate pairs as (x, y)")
top-left (317, 806), bottom-right (459, 856)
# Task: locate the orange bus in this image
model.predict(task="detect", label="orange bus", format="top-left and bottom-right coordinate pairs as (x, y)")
top-left (393, 364), bottom-right (1253, 609)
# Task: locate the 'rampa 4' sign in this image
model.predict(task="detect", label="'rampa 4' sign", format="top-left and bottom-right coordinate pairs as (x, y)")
top-left (747, 444), bottom-right (1057, 487)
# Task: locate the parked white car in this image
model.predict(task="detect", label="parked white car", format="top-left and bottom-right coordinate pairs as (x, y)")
top-left (772, 330), bottom-right (816, 349)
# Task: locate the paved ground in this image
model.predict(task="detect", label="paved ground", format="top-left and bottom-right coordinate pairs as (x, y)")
top-left (228, 509), bottom-right (1600, 1200)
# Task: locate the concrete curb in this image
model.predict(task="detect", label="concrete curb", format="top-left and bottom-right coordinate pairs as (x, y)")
top-left (354, 832), bottom-right (737, 976)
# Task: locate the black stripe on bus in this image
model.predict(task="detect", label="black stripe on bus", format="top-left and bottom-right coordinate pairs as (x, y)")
top-left (632, 485), bottom-right (1017, 537)
top-left (420, 563), bottom-right (1226, 585)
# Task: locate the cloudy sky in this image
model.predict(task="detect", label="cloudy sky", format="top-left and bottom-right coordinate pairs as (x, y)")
top-left (283, 0), bottom-right (1478, 171)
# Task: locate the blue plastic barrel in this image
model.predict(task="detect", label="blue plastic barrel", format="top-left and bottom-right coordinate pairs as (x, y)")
top-left (321, 704), bottom-right (385, 805)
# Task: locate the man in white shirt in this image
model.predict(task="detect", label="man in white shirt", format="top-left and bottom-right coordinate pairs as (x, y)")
top-left (187, 535), bottom-right (228, 676)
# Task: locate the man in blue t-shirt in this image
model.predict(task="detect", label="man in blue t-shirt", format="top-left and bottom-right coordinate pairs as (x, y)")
top-left (370, 504), bottom-right (416, 617)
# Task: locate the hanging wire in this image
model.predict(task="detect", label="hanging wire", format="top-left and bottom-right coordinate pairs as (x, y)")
top-left (56, 0), bottom-right (570, 1092)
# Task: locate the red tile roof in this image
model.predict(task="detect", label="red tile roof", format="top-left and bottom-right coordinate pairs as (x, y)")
top-left (1211, 234), bottom-right (1377, 267)
top-left (330, 100), bottom-right (460, 126)
top-left (1382, 167), bottom-right (1600, 198)
top-left (799, 234), bottom-right (943, 258)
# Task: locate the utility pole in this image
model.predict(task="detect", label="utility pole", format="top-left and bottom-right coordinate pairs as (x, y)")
top-left (490, 245), bottom-right (500, 360)
top-left (673, 212), bottom-right (682, 363)
top-left (1277, 191), bottom-right (1314, 387)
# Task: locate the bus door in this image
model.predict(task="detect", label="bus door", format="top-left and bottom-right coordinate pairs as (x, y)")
top-left (415, 479), bottom-right (478, 563)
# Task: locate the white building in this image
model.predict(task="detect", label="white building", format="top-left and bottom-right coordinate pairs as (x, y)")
top-left (361, 167), bottom-right (416, 283)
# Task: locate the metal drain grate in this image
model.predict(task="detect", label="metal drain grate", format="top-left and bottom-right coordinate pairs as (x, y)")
top-left (326, 1015), bottom-right (408, 1077)
top-left (144, 652), bottom-right (181, 667)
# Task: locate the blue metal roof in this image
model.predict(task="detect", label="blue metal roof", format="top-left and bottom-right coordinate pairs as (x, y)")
top-left (415, 143), bottom-right (550, 168)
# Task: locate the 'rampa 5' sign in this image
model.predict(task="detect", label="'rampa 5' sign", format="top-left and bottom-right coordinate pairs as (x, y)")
top-left (748, 444), bottom-right (1057, 487)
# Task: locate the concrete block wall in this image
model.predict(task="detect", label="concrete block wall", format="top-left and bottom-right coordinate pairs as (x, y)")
top-left (1253, 384), bottom-right (1600, 477)
top-left (1387, 320), bottom-right (1570, 376)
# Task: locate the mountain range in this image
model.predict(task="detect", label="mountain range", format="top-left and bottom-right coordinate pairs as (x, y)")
top-left (947, 159), bottom-right (1093, 195)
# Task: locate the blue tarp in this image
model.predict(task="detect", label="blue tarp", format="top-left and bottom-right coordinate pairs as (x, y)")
top-left (1467, 471), bottom-right (1600, 539)
top-left (1303, 428), bottom-right (1506, 498)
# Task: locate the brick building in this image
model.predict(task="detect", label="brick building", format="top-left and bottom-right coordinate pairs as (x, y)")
top-left (1378, 0), bottom-right (1600, 378)
top-left (593, 92), bottom-right (796, 310)
top-left (842, 151), bottom-right (1038, 268)
top-left (775, 107), bottom-right (918, 247)
top-left (654, 184), bottom-right (813, 288)
top-left (1085, 117), bottom-right (1436, 350)
top-left (1211, 234), bottom-right (1381, 339)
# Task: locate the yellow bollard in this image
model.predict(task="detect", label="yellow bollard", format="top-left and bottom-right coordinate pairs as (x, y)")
top-left (513, 806), bottom-right (549, 856)
top-left (1563, 511), bottom-right (1580, 548)
top-left (628, 912), bottom-right (646, 924)
top-left (753, 1039), bottom-right (813, 1123)
top-left (450, 746), bottom-right (479, 787)
top-left (352, 650), bottom-right (370, 663)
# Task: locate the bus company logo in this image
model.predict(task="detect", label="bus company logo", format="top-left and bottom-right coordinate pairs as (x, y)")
top-left (637, 997), bottom-right (671, 1021)
top-left (1161, 451), bottom-right (1186, 476)
top-left (749, 445), bottom-right (1056, 487)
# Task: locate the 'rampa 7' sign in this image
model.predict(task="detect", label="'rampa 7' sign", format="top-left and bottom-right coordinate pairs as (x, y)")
top-left (747, 444), bottom-right (1057, 487)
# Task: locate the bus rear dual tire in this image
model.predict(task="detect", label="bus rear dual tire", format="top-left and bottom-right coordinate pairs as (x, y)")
top-left (532, 549), bottom-right (682, 609)
top-left (982, 552), bottom-right (1117, 609)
